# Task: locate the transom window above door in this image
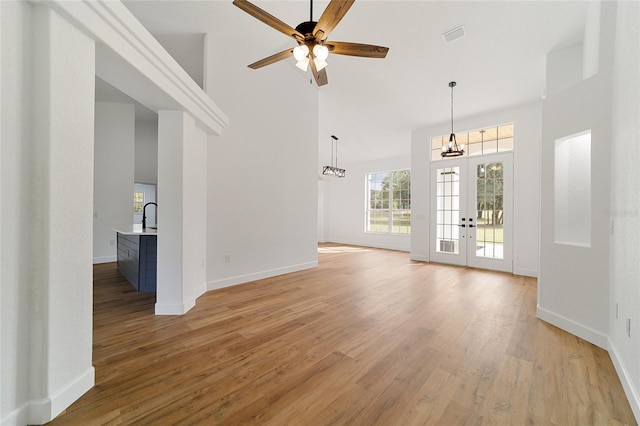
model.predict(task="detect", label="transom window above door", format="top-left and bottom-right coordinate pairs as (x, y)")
top-left (431, 123), bottom-right (514, 161)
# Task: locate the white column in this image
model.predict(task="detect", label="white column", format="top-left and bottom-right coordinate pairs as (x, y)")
top-left (156, 110), bottom-right (207, 315)
top-left (29, 6), bottom-right (95, 423)
top-left (157, 110), bottom-right (185, 314)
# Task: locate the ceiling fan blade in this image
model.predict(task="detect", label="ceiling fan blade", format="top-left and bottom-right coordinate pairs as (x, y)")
top-left (326, 41), bottom-right (389, 58)
top-left (313, 0), bottom-right (356, 41)
top-left (233, 0), bottom-right (303, 40)
top-left (248, 48), bottom-right (294, 69)
top-left (310, 59), bottom-right (328, 86)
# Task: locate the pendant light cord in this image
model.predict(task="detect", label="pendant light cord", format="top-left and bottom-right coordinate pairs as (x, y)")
top-left (331, 137), bottom-right (334, 167)
top-left (450, 83), bottom-right (455, 135)
top-left (331, 135), bottom-right (338, 168)
top-left (310, 0), bottom-right (313, 21)
top-left (442, 82), bottom-right (463, 157)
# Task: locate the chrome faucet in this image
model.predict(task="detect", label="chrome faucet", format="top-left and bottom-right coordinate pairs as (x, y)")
top-left (142, 202), bottom-right (157, 229)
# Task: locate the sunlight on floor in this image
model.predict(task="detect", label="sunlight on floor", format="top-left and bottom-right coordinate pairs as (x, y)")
top-left (317, 246), bottom-right (372, 254)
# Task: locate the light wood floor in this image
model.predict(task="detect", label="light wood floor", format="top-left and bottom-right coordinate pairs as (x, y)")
top-left (49, 244), bottom-right (636, 425)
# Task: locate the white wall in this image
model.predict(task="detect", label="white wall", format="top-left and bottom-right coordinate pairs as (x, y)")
top-left (609, 0), bottom-right (640, 419)
top-left (324, 155), bottom-right (412, 252)
top-left (94, 102), bottom-right (135, 263)
top-left (411, 101), bottom-right (541, 275)
top-left (2, 0), bottom-right (228, 422)
top-left (205, 3), bottom-right (319, 289)
top-left (539, 77), bottom-right (611, 346)
top-left (318, 178), bottom-right (329, 242)
top-left (1, 2), bottom-right (34, 422)
top-left (135, 120), bottom-right (158, 184)
top-left (546, 43), bottom-right (583, 98)
top-left (133, 120), bottom-right (159, 227)
top-left (537, 0), bottom-right (615, 350)
top-left (0, 4), bottom-right (96, 424)
top-left (182, 120), bottom-right (208, 305)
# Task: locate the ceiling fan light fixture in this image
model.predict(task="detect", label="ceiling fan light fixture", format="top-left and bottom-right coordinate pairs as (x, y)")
top-left (314, 57), bottom-right (328, 71)
top-left (313, 44), bottom-right (329, 61)
top-left (296, 57), bottom-right (310, 71)
top-left (293, 44), bottom-right (310, 61)
top-left (233, 0), bottom-right (389, 86)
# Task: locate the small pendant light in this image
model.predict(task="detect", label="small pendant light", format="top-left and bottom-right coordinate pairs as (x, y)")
top-left (322, 135), bottom-right (346, 177)
top-left (441, 81), bottom-right (465, 157)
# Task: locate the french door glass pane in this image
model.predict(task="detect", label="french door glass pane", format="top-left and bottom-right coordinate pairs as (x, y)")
top-left (475, 162), bottom-right (504, 259)
top-left (436, 167), bottom-right (460, 254)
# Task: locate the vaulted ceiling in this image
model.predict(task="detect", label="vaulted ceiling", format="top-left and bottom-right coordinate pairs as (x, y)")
top-left (123, 0), bottom-right (588, 162)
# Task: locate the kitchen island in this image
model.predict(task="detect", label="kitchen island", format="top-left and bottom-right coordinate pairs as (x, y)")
top-left (115, 225), bottom-right (157, 292)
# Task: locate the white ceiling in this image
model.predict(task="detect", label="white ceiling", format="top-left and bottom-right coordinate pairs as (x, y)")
top-left (95, 76), bottom-right (159, 122)
top-left (122, 0), bottom-right (588, 162)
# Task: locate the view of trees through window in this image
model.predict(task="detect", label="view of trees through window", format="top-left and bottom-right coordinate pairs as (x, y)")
top-left (476, 162), bottom-right (504, 258)
top-left (366, 169), bottom-right (411, 234)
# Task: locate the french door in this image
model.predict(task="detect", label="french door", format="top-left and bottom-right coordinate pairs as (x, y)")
top-left (429, 153), bottom-right (513, 272)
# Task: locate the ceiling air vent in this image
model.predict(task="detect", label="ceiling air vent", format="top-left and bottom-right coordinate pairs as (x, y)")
top-left (442, 25), bottom-right (466, 43)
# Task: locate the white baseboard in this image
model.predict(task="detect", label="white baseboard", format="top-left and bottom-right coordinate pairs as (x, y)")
top-left (155, 300), bottom-right (193, 316)
top-left (48, 367), bottom-right (95, 422)
top-left (154, 281), bottom-right (208, 316)
top-left (194, 281), bottom-right (207, 300)
top-left (324, 238), bottom-right (410, 253)
top-left (180, 282), bottom-right (207, 315)
top-left (208, 261), bottom-right (318, 291)
top-left (93, 255), bottom-right (116, 264)
top-left (608, 340), bottom-right (640, 423)
top-left (2, 367), bottom-right (96, 425)
top-left (536, 305), bottom-right (608, 349)
top-left (3, 401), bottom-right (29, 426)
top-left (410, 254), bottom-right (429, 262)
top-left (514, 267), bottom-right (538, 277)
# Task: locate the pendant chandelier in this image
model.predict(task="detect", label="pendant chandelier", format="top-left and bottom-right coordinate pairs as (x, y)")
top-left (322, 135), bottom-right (345, 177)
top-left (441, 81), bottom-right (465, 158)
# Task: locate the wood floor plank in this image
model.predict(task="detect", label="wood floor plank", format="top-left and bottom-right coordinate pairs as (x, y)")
top-left (48, 244), bottom-right (637, 426)
top-left (394, 367), bottom-right (461, 425)
top-left (481, 354), bottom-right (533, 425)
top-left (528, 321), bottom-right (571, 425)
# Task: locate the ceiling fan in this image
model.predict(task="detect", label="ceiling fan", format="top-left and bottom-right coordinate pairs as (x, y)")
top-left (232, 0), bottom-right (389, 86)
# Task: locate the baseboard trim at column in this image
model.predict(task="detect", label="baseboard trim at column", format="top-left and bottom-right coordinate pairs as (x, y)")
top-left (155, 300), bottom-right (195, 315)
top-left (21, 367), bottom-right (95, 425)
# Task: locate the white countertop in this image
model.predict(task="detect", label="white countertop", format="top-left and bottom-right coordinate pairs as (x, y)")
top-left (114, 224), bottom-right (158, 236)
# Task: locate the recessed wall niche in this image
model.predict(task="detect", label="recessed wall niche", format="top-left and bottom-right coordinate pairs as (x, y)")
top-left (554, 130), bottom-right (591, 247)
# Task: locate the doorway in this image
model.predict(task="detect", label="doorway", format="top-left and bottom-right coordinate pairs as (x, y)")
top-left (429, 152), bottom-right (513, 272)
top-left (134, 183), bottom-right (157, 227)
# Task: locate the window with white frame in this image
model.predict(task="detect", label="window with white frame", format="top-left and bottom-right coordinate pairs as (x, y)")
top-left (366, 169), bottom-right (411, 234)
